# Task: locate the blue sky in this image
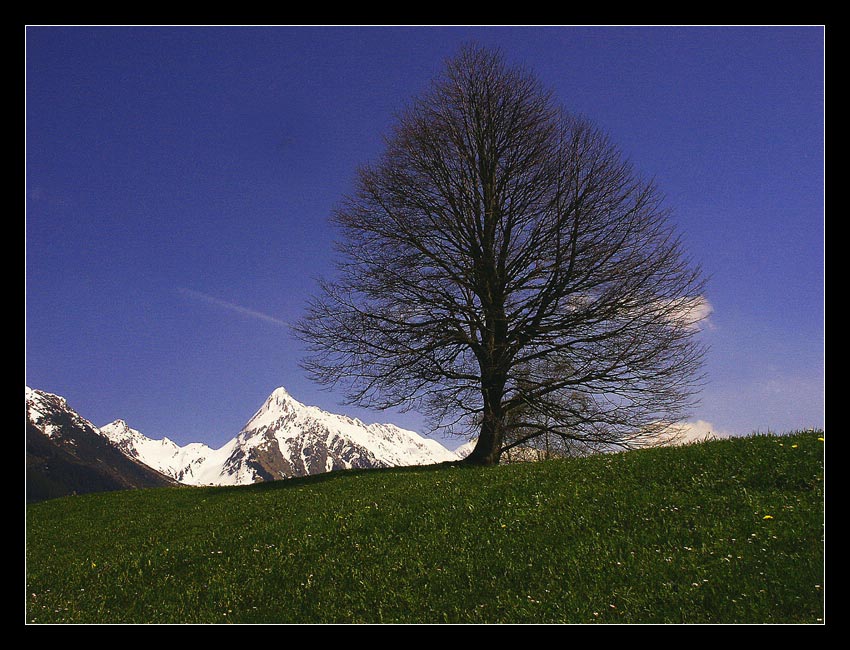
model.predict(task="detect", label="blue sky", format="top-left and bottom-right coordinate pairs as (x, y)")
top-left (25, 25), bottom-right (824, 449)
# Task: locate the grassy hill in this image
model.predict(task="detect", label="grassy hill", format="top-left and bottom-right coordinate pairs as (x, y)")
top-left (25, 430), bottom-right (824, 624)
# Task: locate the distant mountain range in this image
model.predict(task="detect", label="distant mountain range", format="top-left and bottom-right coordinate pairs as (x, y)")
top-left (26, 387), bottom-right (178, 502)
top-left (26, 386), bottom-right (459, 502)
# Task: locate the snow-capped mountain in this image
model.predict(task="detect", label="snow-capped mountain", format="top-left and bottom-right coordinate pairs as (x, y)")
top-left (98, 420), bottom-right (241, 486)
top-left (227, 387), bottom-right (458, 481)
top-left (27, 386), bottom-right (83, 441)
top-left (453, 439), bottom-right (477, 460)
top-left (101, 387), bottom-right (459, 486)
top-left (26, 387), bottom-right (177, 502)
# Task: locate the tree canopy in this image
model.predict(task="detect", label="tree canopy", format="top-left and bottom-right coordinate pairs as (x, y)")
top-left (297, 44), bottom-right (708, 465)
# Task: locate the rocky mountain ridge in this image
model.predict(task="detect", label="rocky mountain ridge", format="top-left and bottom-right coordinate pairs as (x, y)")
top-left (27, 386), bottom-right (459, 499)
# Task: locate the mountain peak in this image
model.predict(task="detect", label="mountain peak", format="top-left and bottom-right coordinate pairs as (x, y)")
top-left (100, 419), bottom-right (140, 447)
top-left (268, 386), bottom-right (296, 404)
top-left (243, 387), bottom-right (301, 432)
top-left (26, 386), bottom-right (68, 411)
top-left (261, 386), bottom-right (304, 414)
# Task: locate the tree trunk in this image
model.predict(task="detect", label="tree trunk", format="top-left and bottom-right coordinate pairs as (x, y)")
top-left (462, 377), bottom-right (505, 465)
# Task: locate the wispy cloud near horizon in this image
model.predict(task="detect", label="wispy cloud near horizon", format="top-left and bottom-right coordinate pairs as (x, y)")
top-left (177, 287), bottom-right (290, 328)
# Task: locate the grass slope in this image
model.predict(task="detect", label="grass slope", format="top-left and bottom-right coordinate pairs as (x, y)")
top-left (26, 431), bottom-right (824, 624)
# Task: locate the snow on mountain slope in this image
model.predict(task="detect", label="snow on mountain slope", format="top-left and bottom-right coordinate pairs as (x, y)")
top-left (99, 387), bottom-right (458, 486)
top-left (27, 386), bottom-right (82, 440)
top-left (99, 420), bottom-right (248, 486)
top-left (453, 439), bottom-right (476, 460)
top-left (227, 387), bottom-right (458, 481)
top-left (26, 387), bottom-right (177, 502)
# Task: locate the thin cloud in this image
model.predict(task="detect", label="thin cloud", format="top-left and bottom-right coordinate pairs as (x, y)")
top-left (178, 287), bottom-right (290, 328)
top-left (663, 420), bottom-right (732, 445)
top-left (684, 296), bottom-right (715, 330)
top-left (659, 295), bottom-right (715, 331)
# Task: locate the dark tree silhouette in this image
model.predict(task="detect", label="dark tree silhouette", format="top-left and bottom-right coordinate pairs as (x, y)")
top-left (297, 45), bottom-right (708, 465)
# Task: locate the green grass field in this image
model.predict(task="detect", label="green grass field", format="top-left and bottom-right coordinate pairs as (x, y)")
top-left (26, 430), bottom-right (824, 624)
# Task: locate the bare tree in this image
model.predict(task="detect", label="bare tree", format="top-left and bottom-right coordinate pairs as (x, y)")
top-left (296, 45), bottom-right (707, 466)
